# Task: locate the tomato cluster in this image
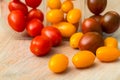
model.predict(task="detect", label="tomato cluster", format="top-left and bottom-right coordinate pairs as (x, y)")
top-left (69, 0), bottom-right (120, 70)
top-left (77, 0), bottom-right (120, 54)
top-left (46, 0), bottom-right (82, 38)
top-left (7, 0), bottom-right (120, 74)
top-left (8, 0), bottom-right (43, 34)
top-left (8, 0), bottom-right (62, 56)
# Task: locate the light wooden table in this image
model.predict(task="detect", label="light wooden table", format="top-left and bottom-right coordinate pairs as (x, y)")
top-left (0, 0), bottom-right (120, 80)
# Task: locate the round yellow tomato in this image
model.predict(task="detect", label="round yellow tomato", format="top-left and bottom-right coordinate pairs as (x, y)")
top-left (70, 32), bottom-right (83, 49)
top-left (47, 0), bottom-right (61, 9)
top-left (67, 8), bottom-right (82, 24)
top-left (104, 37), bottom-right (118, 48)
top-left (48, 54), bottom-right (68, 73)
top-left (72, 51), bottom-right (95, 68)
top-left (61, 0), bottom-right (73, 13)
top-left (55, 22), bottom-right (76, 38)
top-left (46, 9), bottom-right (64, 23)
top-left (96, 47), bottom-right (120, 62)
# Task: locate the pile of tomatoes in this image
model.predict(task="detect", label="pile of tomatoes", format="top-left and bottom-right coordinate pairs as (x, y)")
top-left (69, 0), bottom-right (120, 71)
top-left (8, 0), bottom-right (63, 56)
top-left (8, 0), bottom-right (44, 35)
top-left (7, 0), bottom-right (120, 74)
top-left (47, 0), bottom-right (81, 38)
top-left (70, 0), bottom-right (120, 54)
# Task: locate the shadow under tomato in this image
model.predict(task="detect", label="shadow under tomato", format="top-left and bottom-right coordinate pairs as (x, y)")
top-left (52, 67), bottom-right (73, 75)
top-left (75, 63), bottom-right (98, 70)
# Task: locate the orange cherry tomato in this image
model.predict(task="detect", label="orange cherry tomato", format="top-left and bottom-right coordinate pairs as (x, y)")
top-left (46, 9), bottom-right (64, 23)
top-left (104, 37), bottom-right (118, 48)
top-left (55, 22), bottom-right (76, 38)
top-left (72, 51), bottom-right (95, 68)
top-left (47, 0), bottom-right (61, 9)
top-left (49, 54), bottom-right (68, 73)
top-left (61, 0), bottom-right (73, 13)
top-left (96, 47), bottom-right (120, 62)
top-left (70, 32), bottom-right (83, 49)
top-left (67, 8), bottom-right (82, 24)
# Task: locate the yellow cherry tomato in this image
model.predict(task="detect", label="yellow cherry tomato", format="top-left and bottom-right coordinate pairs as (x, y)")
top-left (70, 32), bottom-right (83, 49)
top-left (67, 8), bottom-right (82, 24)
top-left (48, 54), bottom-right (68, 73)
top-left (46, 9), bottom-right (64, 23)
top-left (104, 37), bottom-right (118, 48)
top-left (61, 0), bottom-right (73, 13)
top-left (55, 22), bottom-right (76, 38)
top-left (72, 51), bottom-right (95, 68)
top-left (119, 50), bottom-right (120, 56)
top-left (47, 0), bottom-right (61, 9)
top-left (96, 47), bottom-right (120, 62)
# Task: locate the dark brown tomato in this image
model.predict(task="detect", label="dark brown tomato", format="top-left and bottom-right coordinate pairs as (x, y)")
top-left (101, 11), bottom-right (120, 33)
top-left (82, 18), bottom-right (103, 35)
top-left (90, 15), bottom-right (103, 23)
top-left (87, 0), bottom-right (107, 15)
top-left (78, 32), bottom-right (104, 54)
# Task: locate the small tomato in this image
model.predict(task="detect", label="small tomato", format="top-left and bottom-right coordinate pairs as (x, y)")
top-left (41, 26), bottom-right (62, 46)
top-left (30, 35), bottom-right (52, 56)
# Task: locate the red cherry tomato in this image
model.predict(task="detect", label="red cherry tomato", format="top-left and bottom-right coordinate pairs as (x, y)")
top-left (41, 26), bottom-right (62, 46)
top-left (26, 18), bottom-right (44, 37)
top-left (8, 10), bottom-right (26, 32)
top-left (8, 1), bottom-right (28, 15)
top-left (30, 35), bottom-right (52, 56)
top-left (25, 0), bottom-right (42, 8)
top-left (27, 9), bottom-right (44, 22)
top-left (13, 0), bottom-right (20, 2)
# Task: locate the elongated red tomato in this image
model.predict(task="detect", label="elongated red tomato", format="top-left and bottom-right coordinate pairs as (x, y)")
top-left (27, 9), bottom-right (44, 22)
top-left (26, 18), bottom-right (44, 37)
top-left (30, 35), bottom-right (52, 56)
top-left (8, 10), bottom-right (26, 32)
top-left (41, 26), bottom-right (62, 46)
top-left (25, 0), bottom-right (42, 8)
top-left (8, 1), bottom-right (28, 15)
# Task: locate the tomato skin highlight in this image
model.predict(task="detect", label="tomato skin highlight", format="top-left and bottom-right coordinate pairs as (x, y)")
top-left (8, 1), bottom-right (28, 15)
top-left (25, 0), bottom-right (42, 8)
top-left (8, 10), bottom-right (26, 32)
top-left (30, 35), bottom-right (52, 56)
top-left (41, 26), bottom-right (62, 46)
top-left (26, 18), bottom-right (44, 37)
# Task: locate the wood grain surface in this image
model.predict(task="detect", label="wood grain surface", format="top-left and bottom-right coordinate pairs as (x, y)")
top-left (0, 0), bottom-right (120, 80)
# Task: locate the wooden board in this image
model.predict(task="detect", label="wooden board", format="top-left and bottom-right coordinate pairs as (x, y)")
top-left (0, 0), bottom-right (120, 80)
